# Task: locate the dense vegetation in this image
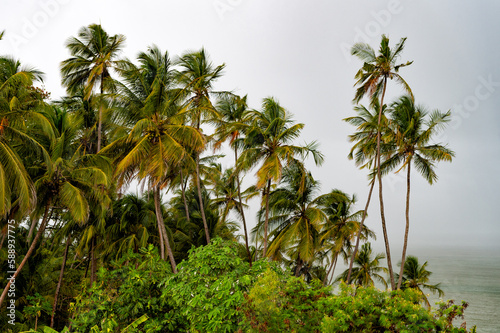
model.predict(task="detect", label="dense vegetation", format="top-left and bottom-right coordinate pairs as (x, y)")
top-left (0, 26), bottom-right (472, 331)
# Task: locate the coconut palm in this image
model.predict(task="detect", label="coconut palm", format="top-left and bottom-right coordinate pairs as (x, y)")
top-left (214, 94), bottom-right (254, 264)
top-left (260, 163), bottom-right (327, 276)
top-left (0, 56), bottom-right (47, 218)
top-left (239, 97), bottom-right (323, 257)
top-left (175, 48), bottom-right (225, 244)
top-left (60, 23), bottom-right (125, 152)
top-left (350, 35), bottom-right (413, 289)
top-left (336, 242), bottom-right (388, 288)
top-left (0, 121), bottom-right (108, 308)
top-left (106, 46), bottom-right (204, 272)
top-left (343, 102), bottom-right (389, 284)
top-left (384, 95), bottom-right (454, 289)
top-left (395, 255), bottom-right (444, 308)
top-left (320, 190), bottom-right (375, 285)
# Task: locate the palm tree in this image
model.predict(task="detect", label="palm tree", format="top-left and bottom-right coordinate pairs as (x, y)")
top-left (0, 121), bottom-right (108, 308)
top-left (383, 95), bottom-right (454, 289)
top-left (263, 163), bottom-right (327, 276)
top-left (60, 23), bottom-right (125, 152)
top-left (0, 55), bottom-right (46, 218)
top-left (176, 48), bottom-right (225, 245)
top-left (343, 102), bottom-right (388, 284)
top-left (320, 190), bottom-right (374, 285)
top-left (214, 94), bottom-right (253, 264)
top-left (396, 255), bottom-right (444, 308)
top-left (336, 242), bottom-right (388, 288)
top-left (350, 35), bottom-right (413, 289)
top-left (239, 97), bottom-right (323, 257)
top-left (106, 46), bottom-right (204, 272)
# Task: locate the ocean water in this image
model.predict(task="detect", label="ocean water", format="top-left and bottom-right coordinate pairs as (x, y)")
top-left (332, 245), bottom-right (500, 332)
top-left (418, 246), bottom-right (500, 332)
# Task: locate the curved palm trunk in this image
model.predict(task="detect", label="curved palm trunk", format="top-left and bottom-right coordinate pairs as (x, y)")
top-left (234, 148), bottom-right (252, 266)
top-left (195, 155), bottom-right (210, 244)
top-left (324, 252), bottom-right (338, 285)
top-left (27, 218), bottom-right (39, 245)
top-left (347, 177), bottom-right (375, 283)
top-left (51, 233), bottom-right (71, 328)
top-left (0, 199), bottom-right (51, 308)
top-left (376, 77), bottom-right (395, 290)
top-left (397, 161), bottom-right (411, 289)
top-left (179, 168), bottom-right (191, 223)
top-left (262, 179), bottom-right (272, 257)
top-left (154, 185), bottom-right (177, 273)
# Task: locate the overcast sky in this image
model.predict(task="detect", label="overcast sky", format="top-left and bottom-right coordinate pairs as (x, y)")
top-left (2, 0), bottom-right (500, 252)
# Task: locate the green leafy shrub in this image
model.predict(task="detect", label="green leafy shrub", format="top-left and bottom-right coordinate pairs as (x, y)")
top-left (239, 268), bottom-right (330, 332)
top-left (70, 245), bottom-right (179, 332)
top-left (162, 238), bottom-right (276, 333)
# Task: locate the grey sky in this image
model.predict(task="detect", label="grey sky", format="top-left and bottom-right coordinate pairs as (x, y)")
top-left (2, 0), bottom-right (499, 252)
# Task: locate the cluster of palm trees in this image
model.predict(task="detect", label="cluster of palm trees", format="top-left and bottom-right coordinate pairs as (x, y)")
top-left (0, 25), bottom-right (453, 328)
top-left (344, 35), bottom-right (455, 291)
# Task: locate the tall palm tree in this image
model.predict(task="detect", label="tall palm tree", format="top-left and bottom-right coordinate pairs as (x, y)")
top-left (350, 35), bottom-right (413, 289)
top-left (60, 23), bottom-right (125, 152)
top-left (343, 102), bottom-right (388, 284)
top-left (175, 48), bottom-right (225, 245)
top-left (336, 242), bottom-right (388, 288)
top-left (239, 97), bottom-right (323, 257)
top-left (106, 46), bottom-right (204, 272)
top-left (214, 94), bottom-right (253, 264)
top-left (384, 95), bottom-right (454, 289)
top-left (395, 255), bottom-right (444, 308)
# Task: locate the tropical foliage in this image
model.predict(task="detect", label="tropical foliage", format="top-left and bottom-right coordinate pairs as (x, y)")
top-left (0, 25), bottom-right (467, 332)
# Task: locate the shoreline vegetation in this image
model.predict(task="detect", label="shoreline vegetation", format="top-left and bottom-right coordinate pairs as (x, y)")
top-left (0, 26), bottom-right (475, 332)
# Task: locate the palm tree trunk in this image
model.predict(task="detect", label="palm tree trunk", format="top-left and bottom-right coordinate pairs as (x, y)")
top-left (51, 233), bottom-right (71, 328)
top-left (97, 78), bottom-right (103, 152)
top-left (27, 218), bottom-right (39, 245)
top-left (154, 185), bottom-right (177, 273)
top-left (195, 155), bottom-right (210, 244)
top-left (179, 168), bottom-right (191, 223)
top-left (262, 179), bottom-right (271, 257)
top-left (376, 76), bottom-right (395, 290)
top-left (90, 237), bottom-right (97, 285)
top-left (324, 252), bottom-right (338, 285)
top-left (234, 148), bottom-right (252, 266)
top-left (397, 161), bottom-right (411, 289)
top-left (0, 199), bottom-right (51, 308)
top-left (347, 178), bottom-right (375, 283)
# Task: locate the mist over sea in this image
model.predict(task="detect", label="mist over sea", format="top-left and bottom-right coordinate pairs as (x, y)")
top-left (332, 244), bottom-right (500, 332)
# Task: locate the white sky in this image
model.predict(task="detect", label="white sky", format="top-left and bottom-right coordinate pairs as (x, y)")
top-left (2, 0), bottom-right (500, 253)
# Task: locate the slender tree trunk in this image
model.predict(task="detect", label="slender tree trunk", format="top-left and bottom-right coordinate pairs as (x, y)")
top-left (0, 225), bottom-right (6, 250)
top-left (294, 257), bottom-right (303, 277)
top-left (0, 200), bottom-right (51, 308)
top-left (195, 155), bottom-right (210, 244)
top-left (154, 185), bottom-right (177, 273)
top-left (234, 148), bottom-right (252, 266)
top-left (27, 218), bottom-right (38, 245)
top-left (97, 78), bottom-right (103, 152)
top-left (1, 206), bottom-right (20, 251)
top-left (376, 77), bottom-right (395, 290)
top-left (262, 180), bottom-right (271, 257)
top-left (179, 168), bottom-right (191, 223)
top-left (51, 233), bottom-right (72, 328)
top-left (324, 252), bottom-right (338, 285)
top-left (90, 237), bottom-right (97, 285)
top-left (397, 161), bottom-right (411, 289)
top-left (347, 178), bottom-right (375, 283)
